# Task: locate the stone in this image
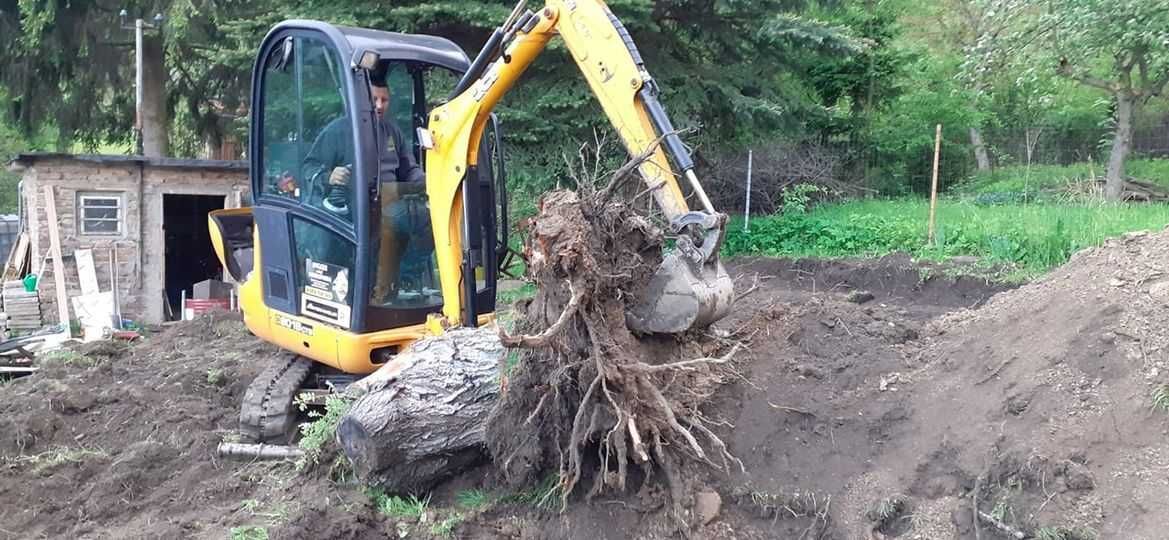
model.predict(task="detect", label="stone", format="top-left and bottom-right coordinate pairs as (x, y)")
top-left (1149, 281), bottom-right (1169, 304)
top-left (846, 290), bottom-right (876, 304)
top-left (1064, 463), bottom-right (1095, 491)
top-left (694, 490), bottom-right (722, 525)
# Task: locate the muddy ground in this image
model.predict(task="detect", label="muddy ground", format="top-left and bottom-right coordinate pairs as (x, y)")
top-left (2, 230), bottom-right (1169, 539)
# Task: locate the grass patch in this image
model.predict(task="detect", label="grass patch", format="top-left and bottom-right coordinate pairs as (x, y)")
top-left (455, 488), bottom-right (494, 511)
top-left (366, 487), bottom-right (431, 519)
top-left (3, 447), bottom-right (109, 474)
top-left (295, 394), bottom-right (354, 469)
top-left (429, 512), bottom-right (465, 537)
top-left (229, 526), bottom-right (269, 540)
top-left (1034, 526), bottom-right (1097, 540)
top-left (501, 474), bottom-right (562, 511)
top-left (206, 368), bottom-right (226, 386)
top-left (1151, 385), bottom-right (1169, 413)
top-left (240, 499), bottom-right (291, 525)
top-left (725, 199), bottom-right (1169, 278)
top-left (38, 350), bottom-right (98, 367)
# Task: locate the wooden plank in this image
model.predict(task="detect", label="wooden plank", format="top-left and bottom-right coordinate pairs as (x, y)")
top-left (74, 249), bottom-right (99, 296)
top-left (43, 186), bottom-right (70, 327)
top-left (3, 233), bottom-right (29, 282)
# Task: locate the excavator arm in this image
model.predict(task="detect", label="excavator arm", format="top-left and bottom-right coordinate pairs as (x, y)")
top-left (424, 0), bottom-right (733, 333)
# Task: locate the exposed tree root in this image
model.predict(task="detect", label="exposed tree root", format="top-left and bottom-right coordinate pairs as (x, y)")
top-left (486, 168), bottom-right (740, 526)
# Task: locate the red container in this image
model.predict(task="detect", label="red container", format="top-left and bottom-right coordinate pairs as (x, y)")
top-left (184, 298), bottom-right (231, 319)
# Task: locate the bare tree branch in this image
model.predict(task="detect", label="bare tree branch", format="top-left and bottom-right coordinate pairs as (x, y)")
top-left (1057, 59), bottom-right (1117, 92)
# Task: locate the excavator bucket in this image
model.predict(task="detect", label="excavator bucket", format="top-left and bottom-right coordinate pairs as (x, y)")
top-left (627, 252), bottom-right (734, 334)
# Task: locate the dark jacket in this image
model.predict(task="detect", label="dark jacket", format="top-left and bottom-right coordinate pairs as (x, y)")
top-left (302, 115), bottom-right (424, 207)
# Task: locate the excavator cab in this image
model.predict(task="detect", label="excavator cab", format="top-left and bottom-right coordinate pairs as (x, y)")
top-left (210, 21), bottom-right (504, 375)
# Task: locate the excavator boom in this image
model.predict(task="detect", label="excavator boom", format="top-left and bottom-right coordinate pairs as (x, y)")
top-left (426, 0), bottom-right (733, 333)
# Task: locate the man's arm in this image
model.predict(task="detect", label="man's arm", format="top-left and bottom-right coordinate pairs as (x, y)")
top-left (303, 117), bottom-right (354, 203)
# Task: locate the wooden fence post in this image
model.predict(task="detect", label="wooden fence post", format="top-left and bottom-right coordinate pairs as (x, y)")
top-left (928, 124), bottom-right (942, 245)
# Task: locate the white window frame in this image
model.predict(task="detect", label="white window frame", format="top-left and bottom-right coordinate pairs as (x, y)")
top-left (77, 192), bottom-right (125, 236)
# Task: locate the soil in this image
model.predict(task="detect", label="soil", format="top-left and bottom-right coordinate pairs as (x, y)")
top-left (2, 228), bottom-right (1169, 539)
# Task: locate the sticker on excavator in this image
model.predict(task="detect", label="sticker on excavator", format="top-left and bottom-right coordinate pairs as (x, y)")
top-left (274, 313), bottom-right (314, 336)
top-left (301, 259), bottom-right (352, 328)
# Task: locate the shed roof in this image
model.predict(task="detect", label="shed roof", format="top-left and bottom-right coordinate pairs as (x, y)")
top-left (8, 153), bottom-right (247, 172)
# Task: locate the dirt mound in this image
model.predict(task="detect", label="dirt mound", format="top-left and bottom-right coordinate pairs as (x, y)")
top-left (0, 314), bottom-right (386, 539)
top-left (869, 228), bottom-right (1169, 539)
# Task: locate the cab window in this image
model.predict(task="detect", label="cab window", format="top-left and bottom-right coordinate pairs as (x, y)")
top-left (260, 35), bottom-right (355, 222)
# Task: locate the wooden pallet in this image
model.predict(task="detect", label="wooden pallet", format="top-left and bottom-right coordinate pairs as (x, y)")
top-left (2, 280), bottom-right (42, 330)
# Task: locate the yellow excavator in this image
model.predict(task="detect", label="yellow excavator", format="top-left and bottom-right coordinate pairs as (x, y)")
top-left (209, 0), bottom-right (733, 443)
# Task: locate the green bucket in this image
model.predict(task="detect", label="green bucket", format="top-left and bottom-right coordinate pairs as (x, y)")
top-left (22, 274), bottom-right (37, 292)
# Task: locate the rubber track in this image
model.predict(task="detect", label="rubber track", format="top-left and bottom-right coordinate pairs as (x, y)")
top-left (239, 355), bottom-right (313, 444)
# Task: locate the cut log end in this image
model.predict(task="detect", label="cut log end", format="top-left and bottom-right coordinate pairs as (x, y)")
top-left (335, 327), bottom-right (504, 493)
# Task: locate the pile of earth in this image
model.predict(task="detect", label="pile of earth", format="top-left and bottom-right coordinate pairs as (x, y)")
top-left (0, 313), bottom-right (390, 539)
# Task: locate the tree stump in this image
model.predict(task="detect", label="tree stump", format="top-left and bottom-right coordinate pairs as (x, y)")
top-left (335, 327), bottom-right (504, 493)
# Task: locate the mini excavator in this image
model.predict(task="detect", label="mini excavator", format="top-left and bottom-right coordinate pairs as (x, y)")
top-left (208, 0), bottom-right (734, 443)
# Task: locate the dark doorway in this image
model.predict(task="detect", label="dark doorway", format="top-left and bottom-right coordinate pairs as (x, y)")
top-left (164, 194), bottom-right (225, 319)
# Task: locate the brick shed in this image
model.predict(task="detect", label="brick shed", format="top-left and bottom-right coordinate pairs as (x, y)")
top-left (8, 154), bottom-right (250, 325)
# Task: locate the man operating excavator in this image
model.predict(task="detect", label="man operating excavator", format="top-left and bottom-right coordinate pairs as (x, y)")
top-left (301, 73), bottom-right (433, 305)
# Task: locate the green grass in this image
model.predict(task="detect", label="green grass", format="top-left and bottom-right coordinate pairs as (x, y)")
top-left (500, 474), bottom-right (562, 511)
top-left (295, 394), bottom-right (354, 469)
top-left (1035, 526), bottom-right (1097, 540)
top-left (366, 488), bottom-right (430, 519)
top-left (229, 526), bottom-right (269, 540)
top-left (455, 488), bottom-right (494, 511)
top-left (38, 350), bottom-right (98, 367)
top-left (956, 158), bottom-right (1169, 198)
top-left (1152, 386), bottom-right (1169, 413)
top-left (3, 447), bottom-right (110, 474)
top-left (429, 513), bottom-right (465, 537)
top-left (725, 198), bottom-right (1169, 278)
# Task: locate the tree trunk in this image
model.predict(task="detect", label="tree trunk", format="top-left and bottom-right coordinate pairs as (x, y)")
top-left (140, 34), bottom-right (169, 157)
top-left (336, 327), bottom-right (503, 493)
top-left (1104, 92), bottom-right (1135, 201)
top-left (969, 127), bottom-right (991, 172)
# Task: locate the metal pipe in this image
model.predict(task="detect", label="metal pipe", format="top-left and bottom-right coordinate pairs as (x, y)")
top-left (744, 150), bottom-right (752, 232)
top-left (684, 170), bottom-right (715, 215)
top-left (217, 443), bottom-right (304, 460)
top-left (135, 18), bottom-right (144, 154)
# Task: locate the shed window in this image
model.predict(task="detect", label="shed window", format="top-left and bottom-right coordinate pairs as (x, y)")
top-left (78, 193), bottom-right (123, 235)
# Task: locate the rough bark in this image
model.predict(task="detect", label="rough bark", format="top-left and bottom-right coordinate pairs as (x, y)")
top-left (141, 34), bottom-right (169, 157)
top-left (336, 327), bottom-right (503, 493)
top-left (969, 127), bottom-right (991, 172)
top-left (1104, 92), bottom-right (1135, 201)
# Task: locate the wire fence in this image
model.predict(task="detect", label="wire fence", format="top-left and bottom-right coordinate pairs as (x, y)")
top-left (709, 113), bottom-right (1169, 214)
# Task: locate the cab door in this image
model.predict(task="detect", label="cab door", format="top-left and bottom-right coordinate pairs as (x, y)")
top-left (251, 30), bottom-right (377, 332)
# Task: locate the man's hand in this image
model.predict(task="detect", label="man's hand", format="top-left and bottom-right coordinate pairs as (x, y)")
top-left (328, 166), bottom-right (351, 185)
